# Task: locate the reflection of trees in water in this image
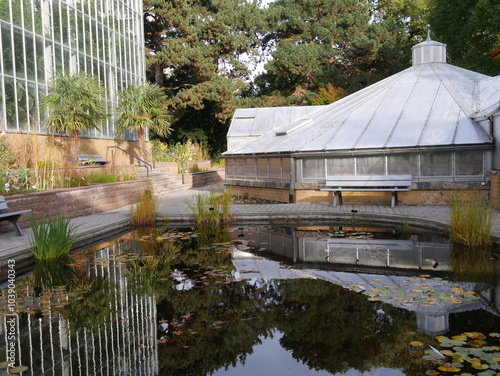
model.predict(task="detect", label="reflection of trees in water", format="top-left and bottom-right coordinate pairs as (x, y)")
top-left (273, 280), bottom-right (430, 375)
top-left (156, 271), bottom-right (431, 375)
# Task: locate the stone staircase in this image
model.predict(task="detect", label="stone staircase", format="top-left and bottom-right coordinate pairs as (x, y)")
top-left (137, 167), bottom-right (188, 195)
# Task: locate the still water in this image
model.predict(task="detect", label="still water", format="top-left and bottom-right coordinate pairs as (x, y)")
top-left (1, 224), bottom-right (499, 376)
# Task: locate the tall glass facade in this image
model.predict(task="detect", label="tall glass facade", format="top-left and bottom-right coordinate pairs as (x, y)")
top-left (0, 0), bottom-right (145, 138)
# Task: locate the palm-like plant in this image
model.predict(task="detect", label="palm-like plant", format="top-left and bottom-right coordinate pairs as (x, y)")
top-left (117, 82), bottom-right (171, 161)
top-left (42, 72), bottom-right (108, 164)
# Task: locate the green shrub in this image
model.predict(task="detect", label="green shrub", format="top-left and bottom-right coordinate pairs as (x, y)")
top-left (29, 215), bottom-right (77, 259)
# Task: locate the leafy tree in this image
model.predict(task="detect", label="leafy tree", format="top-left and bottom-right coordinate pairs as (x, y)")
top-left (311, 83), bottom-right (347, 105)
top-left (116, 82), bottom-right (171, 161)
top-left (255, 0), bottom-right (419, 102)
top-left (144, 0), bottom-right (266, 157)
top-left (428, 0), bottom-right (500, 75)
top-left (42, 72), bottom-right (108, 164)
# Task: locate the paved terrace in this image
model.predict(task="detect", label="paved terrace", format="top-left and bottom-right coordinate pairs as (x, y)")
top-left (1, 184), bottom-right (499, 267)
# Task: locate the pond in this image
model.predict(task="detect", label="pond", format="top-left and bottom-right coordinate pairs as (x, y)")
top-left (0, 224), bottom-right (499, 376)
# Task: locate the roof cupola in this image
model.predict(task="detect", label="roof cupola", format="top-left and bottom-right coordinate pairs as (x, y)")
top-left (412, 25), bottom-right (447, 66)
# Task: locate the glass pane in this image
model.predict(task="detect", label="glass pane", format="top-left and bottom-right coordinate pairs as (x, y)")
top-left (269, 158), bottom-right (282, 181)
top-left (35, 36), bottom-right (45, 80)
top-left (60, 3), bottom-right (69, 45)
top-left (283, 158), bottom-right (291, 176)
top-left (356, 156), bottom-right (385, 175)
top-left (2, 24), bottom-right (14, 75)
top-left (33, 0), bottom-right (43, 35)
top-left (455, 151), bottom-right (483, 176)
top-left (14, 28), bottom-right (25, 78)
top-left (4, 77), bottom-right (17, 130)
top-left (16, 80), bottom-right (28, 131)
top-left (27, 81), bottom-right (38, 132)
top-left (245, 159), bottom-right (256, 180)
top-left (54, 43), bottom-right (63, 71)
top-left (225, 159), bottom-right (235, 179)
top-left (234, 159), bottom-right (245, 179)
top-left (387, 154), bottom-right (418, 176)
top-left (0, 1), bottom-right (9, 20)
top-left (421, 152), bottom-right (452, 176)
top-left (327, 157), bottom-right (354, 176)
top-left (257, 159), bottom-right (268, 180)
top-left (23, 0), bottom-right (33, 30)
top-left (24, 32), bottom-right (36, 80)
top-left (11, 0), bottom-right (23, 27)
top-left (52, 1), bottom-right (61, 41)
top-left (302, 159), bottom-right (325, 180)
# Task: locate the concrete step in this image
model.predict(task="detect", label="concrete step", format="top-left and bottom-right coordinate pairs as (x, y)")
top-left (137, 167), bottom-right (189, 194)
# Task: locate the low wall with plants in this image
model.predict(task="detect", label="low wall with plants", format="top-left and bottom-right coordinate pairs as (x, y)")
top-left (0, 179), bottom-right (152, 232)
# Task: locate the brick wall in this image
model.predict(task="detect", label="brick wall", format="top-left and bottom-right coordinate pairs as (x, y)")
top-left (490, 172), bottom-right (500, 206)
top-left (1, 179), bottom-right (152, 231)
top-left (185, 169), bottom-right (225, 187)
top-left (223, 185), bottom-right (490, 205)
top-left (225, 185), bottom-right (290, 203)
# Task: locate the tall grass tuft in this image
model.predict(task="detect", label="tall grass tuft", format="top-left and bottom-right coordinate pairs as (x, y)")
top-left (29, 215), bottom-right (77, 260)
top-left (447, 190), bottom-right (494, 248)
top-left (130, 190), bottom-right (159, 227)
top-left (186, 188), bottom-right (233, 225)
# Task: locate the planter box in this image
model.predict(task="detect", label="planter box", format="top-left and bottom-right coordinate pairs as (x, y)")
top-left (0, 179), bottom-right (152, 233)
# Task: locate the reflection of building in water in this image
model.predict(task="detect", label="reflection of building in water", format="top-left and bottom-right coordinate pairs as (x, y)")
top-left (0, 244), bottom-right (158, 375)
top-left (232, 226), bottom-right (496, 335)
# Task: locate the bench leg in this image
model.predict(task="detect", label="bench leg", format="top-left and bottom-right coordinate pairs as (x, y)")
top-left (5, 215), bottom-right (23, 236)
top-left (333, 192), bottom-right (342, 208)
top-left (391, 192), bottom-right (398, 209)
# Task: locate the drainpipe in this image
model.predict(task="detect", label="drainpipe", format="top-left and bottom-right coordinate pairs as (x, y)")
top-left (289, 157), bottom-right (295, 203)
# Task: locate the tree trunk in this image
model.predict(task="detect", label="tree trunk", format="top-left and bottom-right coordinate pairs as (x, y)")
top-left (137, 128), bottom-right (149, 162)
top-left (68, 131), bottom-right (80, 165)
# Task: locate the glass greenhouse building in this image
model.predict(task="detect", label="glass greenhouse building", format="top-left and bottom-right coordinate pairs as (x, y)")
top-left (0, 0), bottom-right (145, 138)
top-left (223, 37), bottom-right (500, 205)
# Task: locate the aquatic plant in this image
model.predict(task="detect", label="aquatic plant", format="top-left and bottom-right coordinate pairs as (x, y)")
top-left (29, 215), bottom-right (77, 259)
top-left (420, 331), bottom-right (500, 375)
top-left (186, 188), bottom-right (233, 224)
top-left (447, 190), bottom-right (494, 247)
top-left (130, 189), bottom-right (159, 227)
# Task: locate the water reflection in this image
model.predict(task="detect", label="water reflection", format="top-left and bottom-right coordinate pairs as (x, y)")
top-left (233, 225), bottom-right (498, 334)
top-left (0, 225), bottom-right (498, 376)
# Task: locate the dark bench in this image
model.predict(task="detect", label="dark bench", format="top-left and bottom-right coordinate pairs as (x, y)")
top-left (78, 154), bottom-right (109, 166)
top-left (0, 195), bottom-right (32, 236)
top-left (320, 175), bottom-right (412, 208)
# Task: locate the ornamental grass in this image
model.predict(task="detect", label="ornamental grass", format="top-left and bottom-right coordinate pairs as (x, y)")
top-left (29, 215), bottom-right (77, 260)
top-left (130, 190), bottom-right (159, 227)
top-left (447, 190), bottom-right (494, 248)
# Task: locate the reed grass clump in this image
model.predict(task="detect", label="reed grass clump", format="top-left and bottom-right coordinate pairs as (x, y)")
top-left (29, 215), bottom-right (77, 259)
top-left (130, 190), bottom-right (159, 227)
top-left (186, 188), bottom-right (233, 225)
top-left (447, 190), bottom-right (494, 248)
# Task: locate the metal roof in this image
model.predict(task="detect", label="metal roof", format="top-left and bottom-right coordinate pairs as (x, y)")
top-left (225, 39), bottom-right (499, 157)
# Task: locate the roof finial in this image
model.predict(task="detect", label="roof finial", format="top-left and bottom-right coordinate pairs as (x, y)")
top-left (426, 24), bottom-right (432, 41)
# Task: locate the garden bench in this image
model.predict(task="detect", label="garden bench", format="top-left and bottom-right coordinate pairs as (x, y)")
top-left (320, 175), bottom-right (412, 208)
top-left (78, 154), bottom-right (109, 165)
top-left (0, 195), bottom-right (31, 236)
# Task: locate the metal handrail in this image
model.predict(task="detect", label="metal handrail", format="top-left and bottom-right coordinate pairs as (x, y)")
top-left (107, 146), bottom-right (153, 178)
top-left (151, 147), bottom-right (186, 184)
